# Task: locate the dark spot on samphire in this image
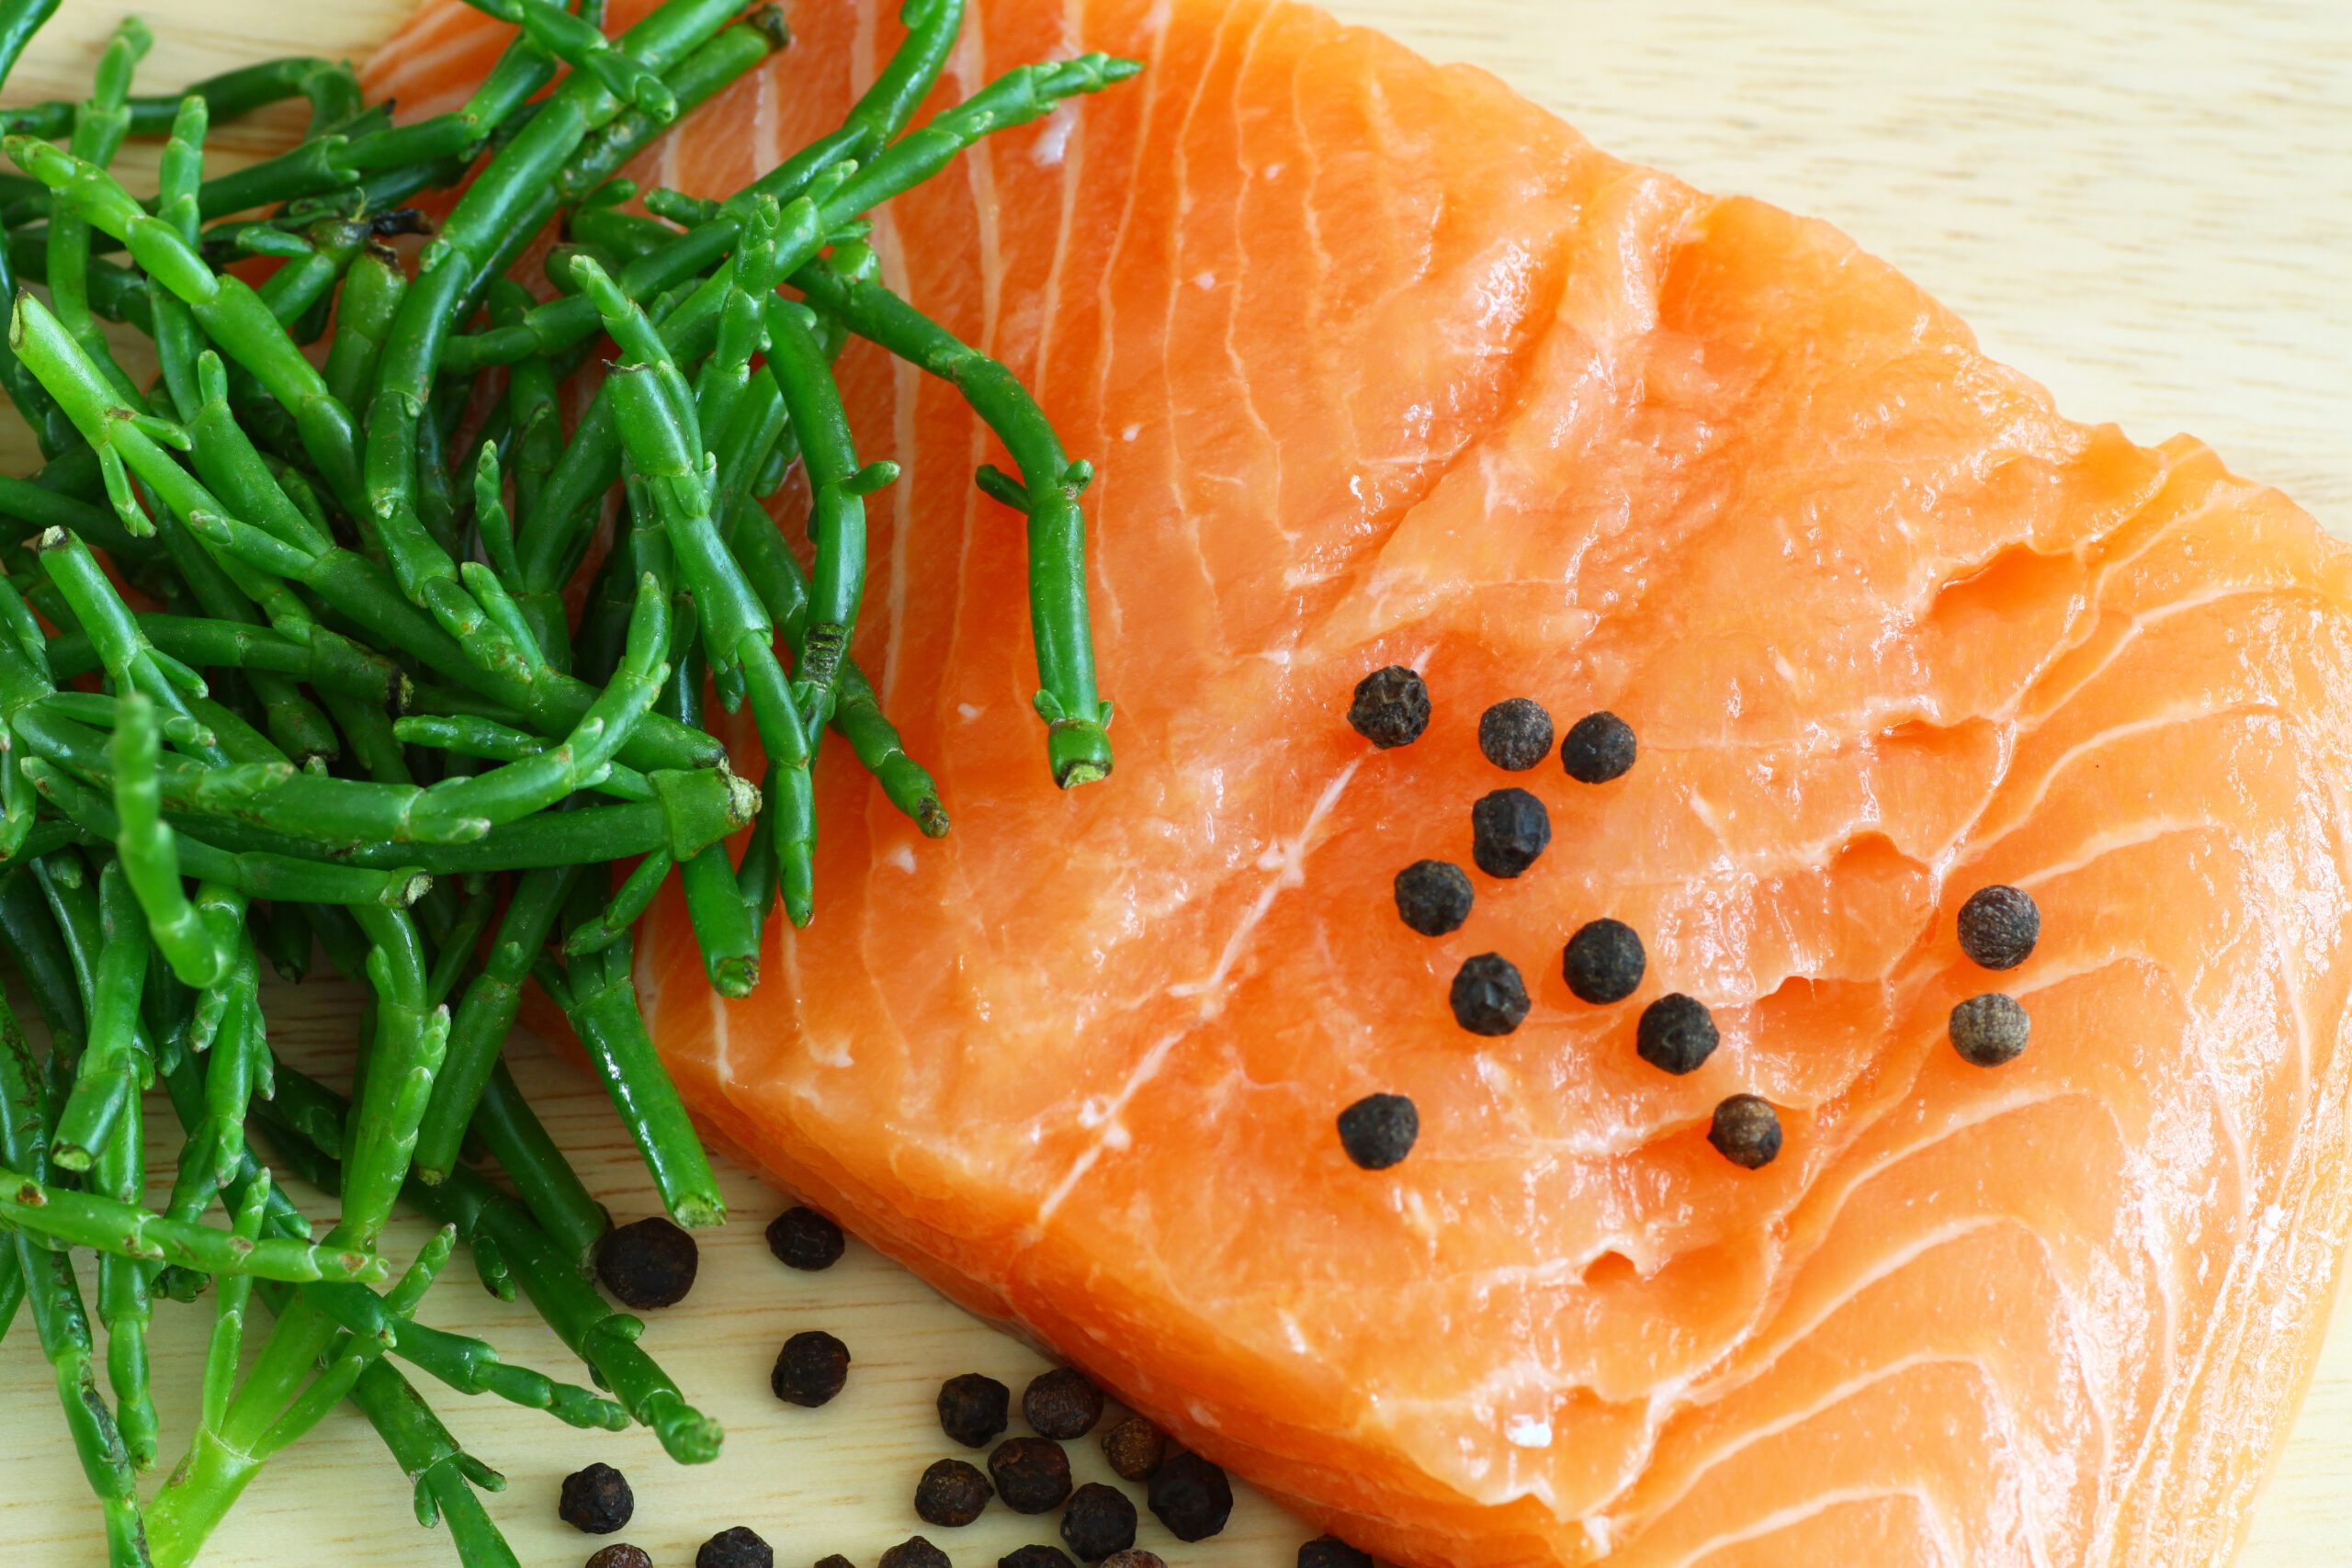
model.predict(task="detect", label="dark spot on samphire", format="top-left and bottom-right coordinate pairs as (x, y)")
top-left (1560, 711), bottom-right (1636, 784)
top-left (1477, 697), bottom-right (1554, 772)
top-left (1470, 788), bottom-right (1550, 878)
top-left (1949, 992), bottom-right (2029, 1066)
top-left (771, 1329), bottom-right (850, 1407)
top-left (1957, 884), bottom-right (2039, 971)
top-left (937, 1372), bottom-right (1012, 1448)
top-left (1392, 860), bottom-right (1472, 936)
top-left (1563, 918), bottom-right (1645, 1004)
top-left (1023, 1367), bottom-right (1103, 1439)
top-left (596, 1217), bottom-right (698, 1309)
top-left (764, 1205), bottom-right (846, 1271)
top-left (1635, 993), bottom-right (1717, 1076)
top-left (1347, 666), bottom-right (1430, 749)
top-left (1449, 953), bottom-right (1530, 1036)
top-left (1708, 1095), bottom-right (1782, 1169)
top-left (1337, 1094), bottom-right (1419, 1170)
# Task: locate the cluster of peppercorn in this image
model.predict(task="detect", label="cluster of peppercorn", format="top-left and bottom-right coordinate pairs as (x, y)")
top-left (1344, 664), bottom-right (2048, 1179)
top-left (553, 1199), bottom-right (1396, 1568)
top-left (1344, 665), bottom-right (1782, 1169)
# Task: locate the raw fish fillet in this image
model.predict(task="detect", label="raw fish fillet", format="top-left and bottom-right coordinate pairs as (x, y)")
top-left (368, 3), bottom-right (2352, 1562)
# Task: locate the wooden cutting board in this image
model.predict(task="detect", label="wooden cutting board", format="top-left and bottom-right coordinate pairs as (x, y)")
top-left (2, 2), bottom-right (2346, 1563)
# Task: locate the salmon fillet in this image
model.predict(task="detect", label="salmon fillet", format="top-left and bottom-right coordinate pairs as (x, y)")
top-left (369, 3), bottom-right (2352, 1563)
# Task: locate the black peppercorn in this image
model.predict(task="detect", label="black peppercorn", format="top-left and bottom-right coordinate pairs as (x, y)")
top-left (1347, 665), bottom-right (1430, 748)
top-left (1298, 1537), bottom-right (1374, 1568)
top-left (1100, 1554), bottom-right (1167, 1568)
top-left (1562, 918), bottom-right (1644, 1004)
top-left (765, 1205), bottom-right (847, 1271)
top-left (1449, 952), bottom-right (1529, 1035)
top-left (916, 1459), bottom-right (993, 1527)
top-left (814, 1557), bottom-right (858, 1568)
top-left (1956, 885), bottom-right (2039, 971)
top-left (1392, 860), bottom-right (1473, 936)
top-left (1477, 697), bottom-right (1554, 771)
top-left (879, 1538), bottom-right (952, 1568)
top-left (588, 1548), bottom-right (655, 1568)
top-left (1145, 1450), bottom-right (1232, 1541)
top-left (1100, 1416), bottom-right (1167, 1483)
top-left (1059, 1484), bottom-right (1137, 1562)
top-left (560, 1462), bottom-right (634, 1534)
top-left (1708, 1095), bottom-right (1782, 1169)
top-left (1635, 993), bottom-right (1717, 1075)
top-left (1022, 1368), bottom-right (1104, 1439)
top-left (1001, 1549), bottom-right (1076, 1568)
top-left (989, 1437), bottom-right (1074, 1514)
top-left (1948, 992), bottom-right (2030, 1066)
top-left (1336, 1094), bottom-right (1418, 1170)
top-left (1559, 711), bottom-right (1636, 784)
top-left (937, 1372), bottom-right (1012, 1448)
top-left (597, 1217), bottom-right (698, 1309)
top-left (698, 1527), bottom-right (775, 1568)
top-left (1469, 787), bottom-right (1550, 878)
top-left (772, 1329), bottom-right (851, 1407)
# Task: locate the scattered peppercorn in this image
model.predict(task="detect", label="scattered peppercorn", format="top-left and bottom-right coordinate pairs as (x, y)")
top-left (1336, 1094), bottom-right (1419, 1170)
top-left (1059, 1483), bottom-right (1137, 1562)
top-left (1146, 1450), bottom-right (1232, 1541)
top-left (698, 1527), bottom-right (775, 1568)
top-left (1001, 1550), bottom-right (1076, 1568)
top-left (597, 1217), bottom-right (698, 1310)
top-left (1477, 697), bottom-right (1554, 772)
top-left (1470, 787), bottom-right (1550, 878)
top-left (587, 1547), bottom-right (654, 1568)
top-left (916, 1458), bottom-right (993, 1526)
top-left (938, 1372), bottom-right (1012, 1448)
top-left (814, 1557), bottom-right (858, 1568)
top-left (990, 1437), bottom-right (1074, 1514)
top-left (1298, 1537), bottom-right (1374, 1568)
top-left (772, 1329), bottom-right (852, 1407)
top-left (879, 1538), bottom-right (952, 1568)
top-left (1708, 1095), bottom-right (1782, 1169)
top-left (1957, 885), bottom-right (2039, 970)
top-left (560, 1462), bottom-right (634, 1534)
top-left (765, 1205), bottom-right (847, 1271)
top-left (1100, 1554), bottom-right (1167, 1568)
top-left (1635, 993), bottom-right (1718, 1076)
top-left (1563, 918), bottom-right (1645, 1004)
top-left (1100, 1416), bottom-right (1168, 1483)
top-left (1450, 953), bottom-right (1530, 1035)
top-left (1022, 1367), bottom-right (1104, 1438)
top-left (1348, 665), bottom-right (1430, 749)
top-left (1948, 992), bottom-right (2030, 1066)
top-left (1392, 859), bottom-right (1473, 936)
top-left (1559, 710), bottom-right (1636, 784)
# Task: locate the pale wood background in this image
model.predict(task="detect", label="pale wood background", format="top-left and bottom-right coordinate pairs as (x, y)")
top-left (0, 1), bottom-right (2346, 1564)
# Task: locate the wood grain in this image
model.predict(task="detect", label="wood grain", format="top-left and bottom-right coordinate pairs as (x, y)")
top-left (0, 1), bottom-right (2346, 1563)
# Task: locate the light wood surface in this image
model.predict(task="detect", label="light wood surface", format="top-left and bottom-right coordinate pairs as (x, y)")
top-left (2, 2), bottom-right (2347, 1564)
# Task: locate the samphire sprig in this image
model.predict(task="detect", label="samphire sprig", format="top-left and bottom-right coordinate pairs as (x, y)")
top-left (0, 0), bottom-right (1133, 1561)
